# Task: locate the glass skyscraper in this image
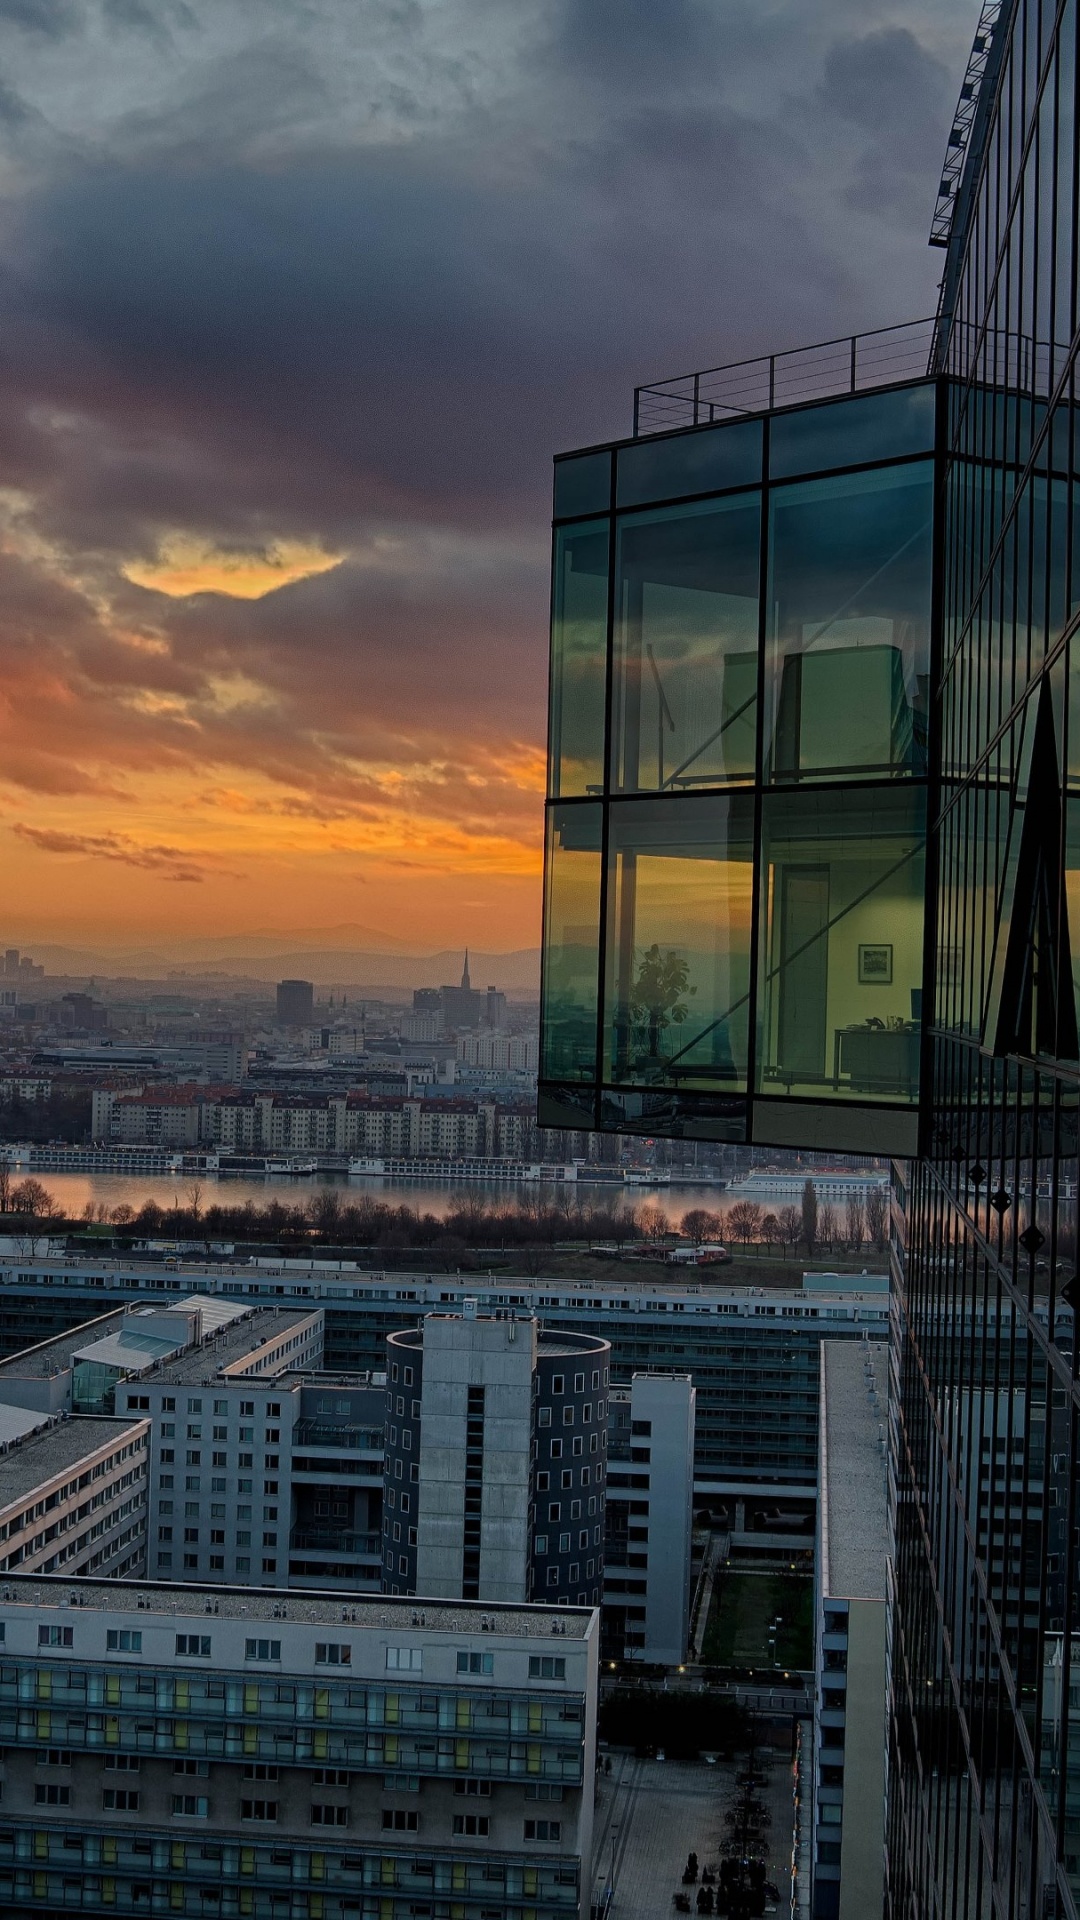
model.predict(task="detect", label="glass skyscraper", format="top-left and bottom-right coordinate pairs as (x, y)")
top-left (890, 3), bottom-right (1080, 1915)
top-left (539, 0), bottom-right (1080, 1911)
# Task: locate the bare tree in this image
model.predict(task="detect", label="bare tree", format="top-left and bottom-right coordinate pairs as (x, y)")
top-left (865, 1184), bottom-right (888, 1251)
top-left (845, 1195), bottom-right (865, 1251)
top-left (0, 1164), bottom-right (11, 1214)
top-left (637, 1204), bottom-right (671, 1242)
top-left (727, 1200), bottom-right (763, 1248)
top-left (11, 1178), bottom-right (59, 1221)
top-left (111, 1203), bottom-right (136, 1227)
top-left (817, 1202), bottom-right (837, 1252)
top-left (779, 1205), bottom-right (802, 1253)
top-left (681, 1208), bottom-right (714, 1246)
top-left (760, 1211), bottom-right (782, 1253)
top-left (187, 1182), bottom-right (203, 1224)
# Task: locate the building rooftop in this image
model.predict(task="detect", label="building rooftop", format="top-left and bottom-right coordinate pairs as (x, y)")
top-left (0, 1572), bottom-right (595, 1638)
top-left (0, 1307), bottom-right (129, 1379)
top-left (0, 1417), bottom-right (147, 1509)
top-left (820, 1339), bottom-right (888, 1601)
top-left (0, 1406), bottom-right (53, 1450)
top-left (141, 1305), bottom-right (318, 1384)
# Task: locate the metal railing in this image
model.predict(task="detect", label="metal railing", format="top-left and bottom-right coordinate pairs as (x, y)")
top-left (293, 1420), bottom-right (384, 1450)
top-left (632, 317), bottom-right (936, 436)
top-left (290, 1527), bottom-right (381, 1555)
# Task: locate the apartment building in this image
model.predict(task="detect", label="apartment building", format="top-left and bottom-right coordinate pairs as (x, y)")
top-left (0, 1577), bottom-right (598, 1920)
top-left (0, 1417), bottom-right (149, 1582)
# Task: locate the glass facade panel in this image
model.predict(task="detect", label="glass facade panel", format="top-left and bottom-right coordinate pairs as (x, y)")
top-left (756, 787), bottom-right (925, 1104)
top-left (769, 381), bottom-right (936, 479)
top-left (610, 494), bottom-right (760, 793)
top-left (765, 462), bottom-right (933, 782)
top-left (603, 795), bottom-right (754, 1090)
top-left (553, 450), bottom-right (611, 520)
top-left (615, 417), bottom-right (762, 508)
top-left (548, 521), bottom-right (609, 798)
top-left (888, 6), bottom-right (1080, 1917)
top-left (540, 803), bottom-right (602, 1083)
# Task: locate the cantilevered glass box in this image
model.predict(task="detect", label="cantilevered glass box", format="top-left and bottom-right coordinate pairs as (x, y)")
top-left (540, 367), bottom-right (942, 1156)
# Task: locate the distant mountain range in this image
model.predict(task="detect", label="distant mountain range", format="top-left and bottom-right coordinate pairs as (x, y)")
top-left (17, 930), bottom-right (542, 994)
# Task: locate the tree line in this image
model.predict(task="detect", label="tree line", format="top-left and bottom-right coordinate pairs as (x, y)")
top-left (0, 1170), bottom-right (889, 1259)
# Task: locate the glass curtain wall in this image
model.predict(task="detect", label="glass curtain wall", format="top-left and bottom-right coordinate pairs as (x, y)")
top-left (543, 384), bottom-right (936, 1149)
top-left (888, 5), bottom-right (1080, 1919)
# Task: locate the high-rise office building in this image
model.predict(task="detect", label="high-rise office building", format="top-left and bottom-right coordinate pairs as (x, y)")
top-left (276, 979), bottom-right (314, 1027)
top-left (887, 5), bottom-right (1080, 1915)
top-left (538, 1), bottom-right (1080, 1909)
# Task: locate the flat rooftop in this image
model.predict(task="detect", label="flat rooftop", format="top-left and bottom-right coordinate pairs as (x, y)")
top-left (0, 1307), bottom-right (128, 1379)
top-left (0, 1573), bottom-right (594, 1638)
top-left (142, 1305), bottom-right (318, 1384)
top-left (0, 1417), bottom-right (146, 1508)
top-left (820, 1339), bottom-right (888, 1601)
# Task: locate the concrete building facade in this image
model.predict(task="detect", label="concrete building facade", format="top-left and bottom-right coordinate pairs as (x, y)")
top-left (604, 1372), bottom-right (695, 1666)
top-left (0, 1417), bottom-right (149, 1582)
top-left (384, 1314), bottom-right (610, 1608)
top-left (0, 1576), bottom-right (598, 1920)
top-left (813, 1339), bottom-right (887, 1920)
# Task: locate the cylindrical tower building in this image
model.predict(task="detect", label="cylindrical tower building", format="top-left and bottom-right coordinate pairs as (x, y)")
top-left (383, 1309), bottom-right (609, 1607)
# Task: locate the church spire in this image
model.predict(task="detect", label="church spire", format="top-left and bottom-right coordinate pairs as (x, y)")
top-left (461, 948), bottom-right (471, 990)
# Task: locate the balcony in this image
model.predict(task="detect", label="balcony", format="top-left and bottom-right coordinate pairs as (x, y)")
top-left (293, 1420), bottom-right (384, 1451)
top-left (289, 1527), bottom-right (382, 1556)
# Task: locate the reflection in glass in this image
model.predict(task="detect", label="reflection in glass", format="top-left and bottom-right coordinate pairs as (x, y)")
top-left (766, 463), bottom-right (933, 782)
top-left (553, 450), bottom-right (611, 521)
top-left (541, 804), bottom-right (602, 1083)
top-left (598, 1088), bottom-right (746, 1141)
top-left (604, 795), bottom-right (754, 1088)
top-left (768, 381), bottom-right (936, 480)
top-left (548, 522), bottom-right (609, 798)
top-left (611, 494), bottom-right (761, 793)
top-left (616, 417), bottom-right (762, 509)
top-left (757, 787), bottom-right (925, 1104)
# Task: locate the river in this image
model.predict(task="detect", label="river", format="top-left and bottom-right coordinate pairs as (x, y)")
top-left (24, 1167), bottom-right (738, 1224)
top-left (17, 1165), bottom-right (883, 1228)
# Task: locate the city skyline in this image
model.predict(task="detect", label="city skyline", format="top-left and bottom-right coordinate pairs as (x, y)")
top-left (0, 0), bottom-right (971, 949)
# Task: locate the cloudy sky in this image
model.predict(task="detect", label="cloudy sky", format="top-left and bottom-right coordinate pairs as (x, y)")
top-left (0, 0), bottom-right (972, 954)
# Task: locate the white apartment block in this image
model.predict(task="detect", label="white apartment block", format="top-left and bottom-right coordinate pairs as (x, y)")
top-left (457, 1033), bottom-right (540, 1073)
top-left (0, 1577), bottom-right (598, 1920)
top-left (93, 1088), bottom-right (536, 1160)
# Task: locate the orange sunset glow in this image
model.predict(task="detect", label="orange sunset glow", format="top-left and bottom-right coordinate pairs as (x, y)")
top-left (0, 0), bottom-right (962, 965)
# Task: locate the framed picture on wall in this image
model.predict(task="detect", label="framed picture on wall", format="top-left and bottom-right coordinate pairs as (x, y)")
top-left (858, 944), bottom-right (893, 985)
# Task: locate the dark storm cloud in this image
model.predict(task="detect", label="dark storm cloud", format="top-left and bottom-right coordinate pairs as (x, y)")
top-left (0, 0), bottom-right (976, 866)
top-left (0, 0), bottom-right (77, 36)
top-left (0, 1), bottom-right (961, 560)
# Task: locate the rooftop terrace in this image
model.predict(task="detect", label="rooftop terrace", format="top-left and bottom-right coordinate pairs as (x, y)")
top-left (632, 316), bottom-right (935, 436)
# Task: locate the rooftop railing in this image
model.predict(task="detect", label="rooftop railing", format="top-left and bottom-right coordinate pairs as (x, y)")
top-left (632, 317), bottom-right (936, 437)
